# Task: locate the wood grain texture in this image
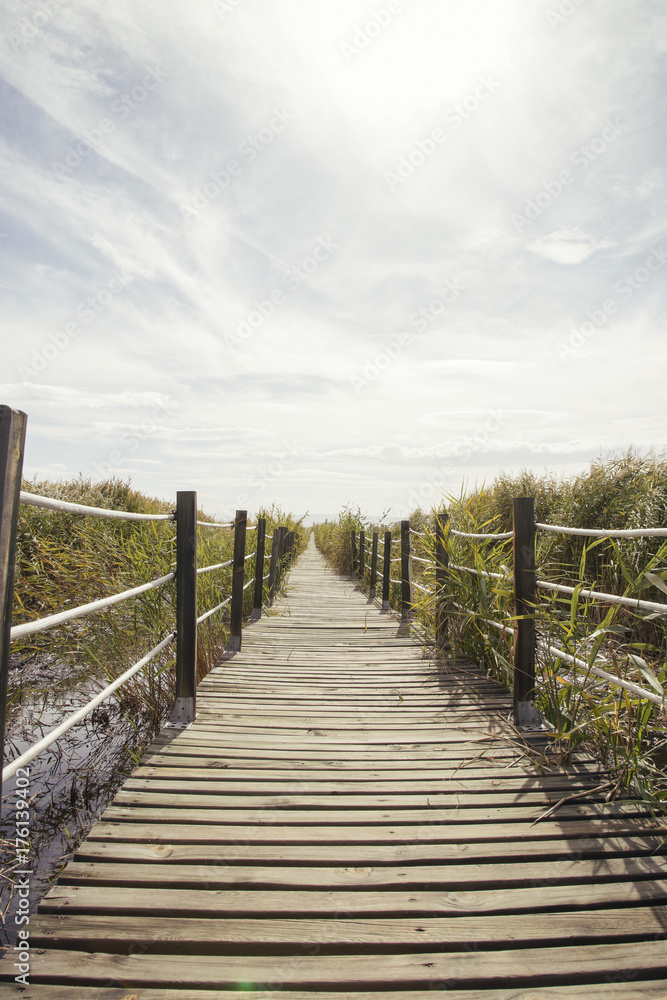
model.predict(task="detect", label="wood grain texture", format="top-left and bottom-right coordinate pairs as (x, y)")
top-left (2, 535), bottom-right (666, 996)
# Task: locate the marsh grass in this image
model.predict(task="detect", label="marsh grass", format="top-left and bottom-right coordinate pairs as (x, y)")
top-left (314, 453), bottom-right (667, 805)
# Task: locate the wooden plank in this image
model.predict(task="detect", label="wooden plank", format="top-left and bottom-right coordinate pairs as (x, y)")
top-left (14, 985), bottom-right (667, 1000)
top-left (38, 880), bottom-right (667, 917)
top-left (26, 907), bottom-right (667, 951)
top-left (10, 940), bottom-right (667, 988)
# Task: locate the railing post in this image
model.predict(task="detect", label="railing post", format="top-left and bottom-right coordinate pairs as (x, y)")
top-left (0, 407), bottom-right (27, 815)
top-left (382, 531), bottom-right (391, 610)
top-left (513, 497), bottom-right (539, 727)
top-left (226, 509), bottom-right (247, 653)
top-left (268, 528), bottom-right (280, 605)
top-left (435, 512), bottom-right (449, 653)
top-left (369, 531), bottom-right (378, 598)
top-left (401, 519), bottom-right (411, 621)
top-left (171, 490), bottom-right (197, 726)
top-left (351, 530), bottom-right (357, 576)
top-left (252, 517), bottom-right (266, 620)
top-left (359, 529), bottom-right (365, 583)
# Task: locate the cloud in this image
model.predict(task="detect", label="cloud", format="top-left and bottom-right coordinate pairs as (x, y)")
top-left (527, 228), bottom-right (616, 265)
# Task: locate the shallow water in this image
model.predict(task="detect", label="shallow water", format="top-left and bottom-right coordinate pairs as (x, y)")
top-left (0, 658), bottom-right (159, 949)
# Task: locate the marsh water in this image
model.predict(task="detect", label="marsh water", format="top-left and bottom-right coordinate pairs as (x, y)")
top-left (0, 654), bottom-right (155, 949)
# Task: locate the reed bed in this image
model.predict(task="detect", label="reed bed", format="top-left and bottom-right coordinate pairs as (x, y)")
top-left (314, 453), bottom-right (667, 805)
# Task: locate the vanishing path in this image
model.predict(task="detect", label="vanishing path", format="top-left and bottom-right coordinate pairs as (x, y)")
top-left (4, 535), bottom-right (667, 997)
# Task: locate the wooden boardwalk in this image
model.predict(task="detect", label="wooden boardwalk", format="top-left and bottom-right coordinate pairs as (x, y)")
top-left (4, 534), bottom-right (667, 997)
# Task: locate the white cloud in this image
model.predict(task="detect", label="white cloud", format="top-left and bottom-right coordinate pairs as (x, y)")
top-left (527, 228), bottom-right (617, 265)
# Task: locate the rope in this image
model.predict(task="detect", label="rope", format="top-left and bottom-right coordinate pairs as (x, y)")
top-left (410, 529), bottom-right (428, 538)
top-left (244, 551), bottom-right (256, 561)
top-left (537, 522), bottom-right (667, 539)
top-left (450, 527), bottom-right (514, 540)
top-left (412, 580), bottom-right (431, 594)
top-left (452, 601), bottom-right (514, 635)
top-left (540, 641), bottom-right (665, 709)
top-left (2, 632), bottom-right (175, 782)
top-left (449, 562), bottom-right (506, 581)
top-left (537, 580), bottom-right (667, 616)
top-left (246, 525), bottom-right (258, 532)
top-left (243, 578), bottom-right (254, 591)
top-left (197, 559), bottom-right (232, 576)
top-left (263, 573), bottom-right (270, 581)
top-left (197, 596), bottom-right (231, 625)
top-left (390, 577), bottom-right (402, 585)
top-left (197, 520), bottom-right (233, 529)
top-left (20, 491), bottom-right (174, 522)
top-left (10, 573), bottom-right (175, 641)
top-left (410, 554), bottom-right (432, 565)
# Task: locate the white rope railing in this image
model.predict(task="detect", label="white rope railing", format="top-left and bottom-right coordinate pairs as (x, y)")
top-left (390, 577), bottom-right (401, 585)
top-left (452, 600), bottom-right (514, 636)
top-left (410, 529), bottom-right (428, 538)
top-left (197, 520), bottom-right (233, 529)
top-left (537, 522), bottom-right (667, 539)
top-left (197, 559), bottom-right (232, 576)
top-left (263, 572), bottom-right (270, 581)
top-left (412, 580), bottom-right (432, 594)
top-left (449, 562), bottom-right (506, 581)
top-left (244, 551), bottom-right (256, 561)
top-left (197, 596), bottom-right (231, 625)
top-left (2, 631), bottom-right (175, 782)
top-left (537, 580), bottom-right (667, 616)
top-left (10, 572), bottom-right (175, 641)
top-left (540, 641), bottom-right (665, 709)
top-left (243, 578), bottom-right (254, 591)
top-left (450, 528), bottom-right (514, 540)
top-left (410, 554), bottom-right (432, 565)
top-left (20, 491), bottom-right (174, 522)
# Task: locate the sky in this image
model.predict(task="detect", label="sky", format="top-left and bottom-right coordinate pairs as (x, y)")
top-left (0, 0), bottom-right (666, 523)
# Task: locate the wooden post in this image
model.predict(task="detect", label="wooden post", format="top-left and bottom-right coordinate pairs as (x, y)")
top-left (171, 490), bottom-right (197, 726)
top-left (226, 509), bottom-right (247, 653)
top-left (369, 531), bottom-right (378, 598)
top-left (351, 530), bottom-right (357, 576)
top-left (252, 517), bottom-right (266, 620)
top-left (513, 497), bottom-right (539, 727)
top-left (268, 528), bottom-right (280, 605)
top-left (401, 519), bottom-right (411, 621)
top-left (0, 407), bottom-right (27, 814)
top-left (382, 531), bottom-right (391, 610)
top-left (359, 530), bottom-right (365, 582)
top-left (435, 512), bottom-right (449, 653)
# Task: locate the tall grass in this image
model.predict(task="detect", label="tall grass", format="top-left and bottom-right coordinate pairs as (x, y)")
top-left (314, 453), bottom-right (667, 804)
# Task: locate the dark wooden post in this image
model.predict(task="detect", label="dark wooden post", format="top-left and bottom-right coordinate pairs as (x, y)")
top-left (382, 531), bottom-right (391, 610)
top-left (435, 512), bottom-right (449, 653)
top-left (513, 497), bottom-right (539, 727)
top-left (0, 407), bottom-right (27, 813)
top-left (252, 517), bottom-right (266, 620)
top-left (226, 509), bottom-right (247, 652)
top-left (171, 490), bottom-right (197, 726)
top-left (359, 530), bottom-right (365, 582)
top-left (351, 530), bottom-right (357, 576)
top-left (401, 519), bottom-right (411, 621)
top-left (369, 531), bottom-right (378, 598)
top-left (268, 528), bottom-right (280, 605)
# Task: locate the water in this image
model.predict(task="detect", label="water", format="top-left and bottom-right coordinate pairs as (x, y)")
top-left (0, 656), bottom-right (159, 949)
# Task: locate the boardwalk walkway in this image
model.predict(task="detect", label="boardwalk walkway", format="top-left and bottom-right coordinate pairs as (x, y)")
top-left (5, 535), bottom-right (667, 997)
